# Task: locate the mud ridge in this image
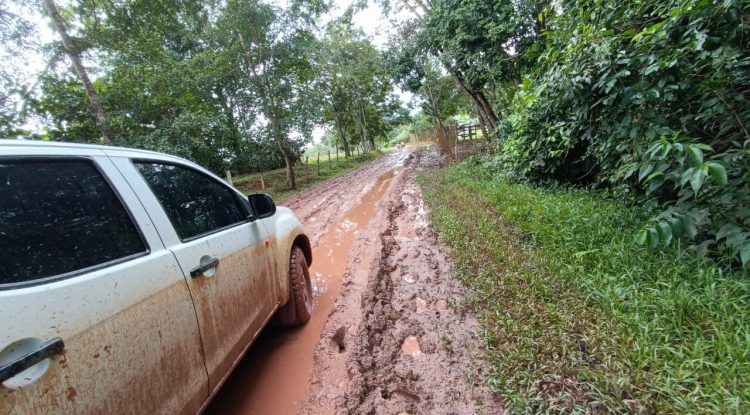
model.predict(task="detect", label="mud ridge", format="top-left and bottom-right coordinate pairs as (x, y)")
top-left (343, 198), bottom-right (405, 414)
top-left (332, 148), bottom-right (503, 415)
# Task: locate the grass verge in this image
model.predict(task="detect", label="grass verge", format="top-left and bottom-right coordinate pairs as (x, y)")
top-left (418, 158), bottom-right (750, 414)
top-left (233, 150), bottom-right (385, 202)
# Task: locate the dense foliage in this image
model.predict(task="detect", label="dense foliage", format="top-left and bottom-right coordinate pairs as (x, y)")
top-left (392, 0), bottom-right (749, 267)
top-left (317, 16), bottom-right (403, 157)
top-left (492, 0), bottom-right (750, 266)
top-left (0, 3), bottom-right (37, 136)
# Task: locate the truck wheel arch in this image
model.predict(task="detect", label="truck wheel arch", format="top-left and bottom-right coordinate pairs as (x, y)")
top-left (293, 234), bottom-right (312, 267)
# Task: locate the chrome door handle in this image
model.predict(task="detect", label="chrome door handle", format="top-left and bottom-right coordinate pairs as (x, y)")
top-left (0, 337), bottom-right (65, 383)
top-left (190, 257), bottom-right (220, 278)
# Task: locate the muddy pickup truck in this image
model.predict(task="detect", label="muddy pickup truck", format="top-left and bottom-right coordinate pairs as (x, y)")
top-left (0, 140), bottom-right (313, 414)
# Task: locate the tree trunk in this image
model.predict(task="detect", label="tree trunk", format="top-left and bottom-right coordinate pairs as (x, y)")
top-left (354, 101), bottom-right (369, 151)
top-left (424, 78), bottom-right (445, 131)
top-left (360, 103), bottom-right (375, 150)
top-left (268, 111), bottom-right (296, 189)
top-left (334, 112), bottom-right (351, 157)
top-left (444, 63), bottom-right (498, 132)
top-left (475, 89), bottom-right (498, 130)
top-left (279, 145), bottom-right (296, 190)
top-left (474, 101), bottom-right (490, 138)
top-left (238, 31), bottom-right (297, 190)
top-left (44, 0), bottom-right (113, 144)
top-left (268, 110), bottom-right (296, 190)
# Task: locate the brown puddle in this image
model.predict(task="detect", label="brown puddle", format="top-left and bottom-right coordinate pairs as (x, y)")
top-left (205, 169), bottom-right (396, 415)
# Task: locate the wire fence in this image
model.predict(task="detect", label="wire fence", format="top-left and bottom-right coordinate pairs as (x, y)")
top-left (225, 126), bottom-right (480, 188)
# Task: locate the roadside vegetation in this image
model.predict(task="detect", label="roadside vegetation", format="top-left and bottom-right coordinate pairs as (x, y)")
top-left (385, 0), bottom-right (749, 267)
top-left (233, 150), bottom-right (384, 202)
top-left (420, 159), bottom-right (750, 414)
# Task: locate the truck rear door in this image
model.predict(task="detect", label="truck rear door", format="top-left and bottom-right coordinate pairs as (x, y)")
top-left (0, 150), bottom-right (208, 414)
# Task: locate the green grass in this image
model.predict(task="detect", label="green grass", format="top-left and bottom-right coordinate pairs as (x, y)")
top-left (233, 150), bottom-right (385, 202)
top-left (418, 159), bottom-right (750, 414)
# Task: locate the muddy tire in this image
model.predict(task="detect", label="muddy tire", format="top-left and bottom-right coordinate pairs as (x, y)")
top-left (278, 246), bottom-right (313, 326)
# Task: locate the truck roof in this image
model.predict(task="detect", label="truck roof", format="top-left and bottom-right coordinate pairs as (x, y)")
top-left (0, 138), bottom-right (167, 158)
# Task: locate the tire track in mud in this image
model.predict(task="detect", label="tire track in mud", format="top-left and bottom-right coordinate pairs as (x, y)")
top-left (283, 151), bottom-right (411, 244)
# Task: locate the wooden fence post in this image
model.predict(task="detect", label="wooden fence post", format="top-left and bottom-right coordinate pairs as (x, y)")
top-left (259, 157), bottom-right (266, 190)
top-left (336, 147), bottom-right (339, 161)
top-left (317, 153), bottom-right (320, 176)
top-left (225, 170), bottom-right (233, 185)
top-left (451, 124), bottom-right (459, 159)
top-left (305, 156), bottom-right (309, 180)
top-left (328, 150), bottom-right (331, 169)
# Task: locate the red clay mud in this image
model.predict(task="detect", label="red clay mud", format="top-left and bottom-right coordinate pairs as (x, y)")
top-left (206, 146), bottom-right (501, 415)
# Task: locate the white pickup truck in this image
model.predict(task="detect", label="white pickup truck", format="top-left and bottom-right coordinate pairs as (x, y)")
top-left (0, 140), bottom-right (314, 414)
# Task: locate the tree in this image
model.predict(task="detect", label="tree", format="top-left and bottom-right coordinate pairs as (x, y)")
top-left (382, 0), bottom-right (548, 133)
top-left (5, 0), bottom-right (355, 184)
top-left (0, 2), bottom-right (38, 136)
top-left (317, 14), bottom-right (396, 156)
top-left (230, 0), bottom-right (324, 190)
top-left (30, 0), bottom-right (273, 173)
top-left (43, 0), bottom-right (112, 143)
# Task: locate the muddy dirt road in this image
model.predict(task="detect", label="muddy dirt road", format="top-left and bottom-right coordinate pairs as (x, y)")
top-left (206, 147), bottom-right (500, 415)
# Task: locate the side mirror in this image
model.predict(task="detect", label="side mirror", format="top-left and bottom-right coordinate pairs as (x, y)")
top-left (248, 194), bottom-right (276, 219)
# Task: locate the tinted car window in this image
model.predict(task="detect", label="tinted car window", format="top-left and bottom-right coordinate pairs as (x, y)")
top-left (0, 159), bottom-right (147, 286)
top-left (134, 162), bottom-right (247, 240)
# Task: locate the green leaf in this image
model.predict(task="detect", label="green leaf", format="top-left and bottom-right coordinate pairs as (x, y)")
top-left (726, 232), bottom-right (747, 250)
top-left (681, 167), bottom-right (695, 186)
top-left (622, 164), bottom-right (638, 180)
top-left (716, 223), bottom-right (737, 240)
top-left (668, 217), bottom-right (684, 238)
top-left (636, 229), bottom-right (648, 245)
top-left (690, 168), bottom-right (705, 195)
top-left (693, 143), bottom-right (713, 152)
top-left (660, 142), bottom-right (671, 158)
top-left (646, 171), bottom-right (664, 182)
top-left (646, 142), bottom-right (662, 157)
top-left (647, 177), bottom-right (665, 193)
top-left (687, 146), bottom-right (703, 166)
top-left (657, 222), bottom-right (673, 246)
top-left (684, 215), bottom-right (698, 239)
top-left (707, 162), bottom-right (728, 186)
top-left (638, 164), bottom-right (654, 182)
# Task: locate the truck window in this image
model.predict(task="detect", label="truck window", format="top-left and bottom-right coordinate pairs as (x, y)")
top-left (0, 159), bottom-right (147, 287)
top-left (133, 161), bottom-right (247, 241)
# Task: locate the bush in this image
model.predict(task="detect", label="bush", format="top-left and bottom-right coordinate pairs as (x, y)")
top-left (497, 0), bottom-right (750, 266)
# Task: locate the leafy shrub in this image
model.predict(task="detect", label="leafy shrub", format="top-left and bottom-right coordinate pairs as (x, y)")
top-left (497, 0), bottom-right (750, 266)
